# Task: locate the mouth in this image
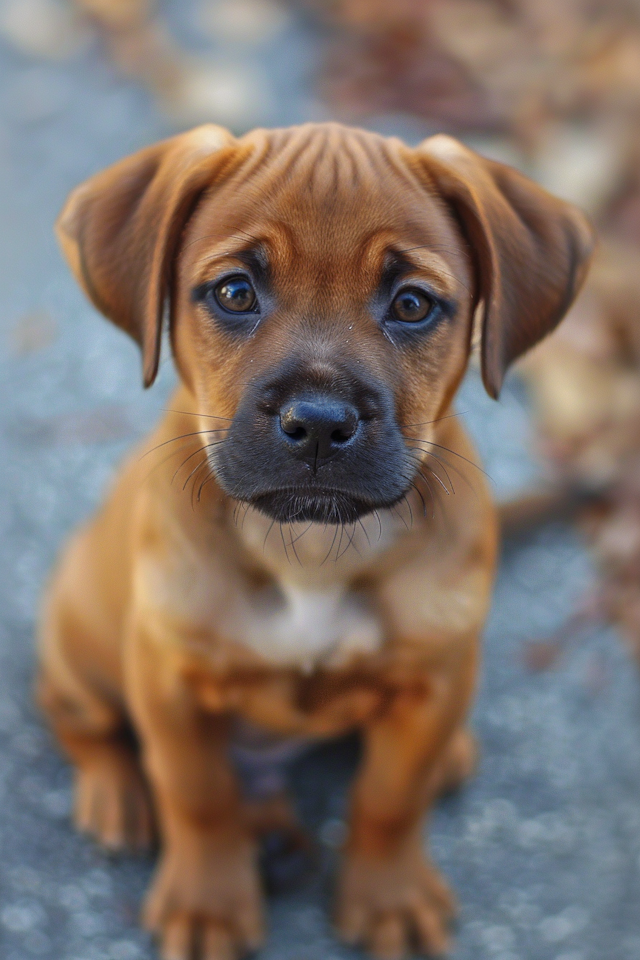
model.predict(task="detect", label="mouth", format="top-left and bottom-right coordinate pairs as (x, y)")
top-left (248, 487), bottom-right (405, 523)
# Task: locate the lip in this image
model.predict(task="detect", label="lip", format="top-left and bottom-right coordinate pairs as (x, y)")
top-left (248, 486), bottom-right (404, 523)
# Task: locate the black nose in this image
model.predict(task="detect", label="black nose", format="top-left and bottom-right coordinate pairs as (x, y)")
top-left (279, 397), bottom-right (360, 464)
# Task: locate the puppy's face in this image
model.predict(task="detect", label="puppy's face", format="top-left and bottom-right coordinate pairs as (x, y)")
top-left (173, 128), bottom-right (473, 522)
top-left (56, 122), bottom-right (594, 524)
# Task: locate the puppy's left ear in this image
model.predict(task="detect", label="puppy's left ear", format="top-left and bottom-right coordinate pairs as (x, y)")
top-left (414, 135), bottom-right (595, 398)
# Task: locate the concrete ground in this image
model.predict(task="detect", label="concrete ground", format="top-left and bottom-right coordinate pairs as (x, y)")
top-left (1, 4), bottom-right (640, 960)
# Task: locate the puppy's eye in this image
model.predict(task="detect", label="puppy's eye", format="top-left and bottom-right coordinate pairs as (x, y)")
top-left (215, 276), bottom-right (257, 313)
top-left (391, 288), bottom-right (434, 323)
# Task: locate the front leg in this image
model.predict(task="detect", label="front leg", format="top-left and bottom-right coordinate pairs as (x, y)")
top-left (336, 654), bottom-right (476, 960)
top-left (125, 624), bottom-right (264, 960)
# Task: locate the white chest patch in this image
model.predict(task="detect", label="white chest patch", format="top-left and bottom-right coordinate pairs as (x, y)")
top-left (228, 581), bottom-right (384, 673)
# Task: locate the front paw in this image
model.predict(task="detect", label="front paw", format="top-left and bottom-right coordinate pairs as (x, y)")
top-left (144, 832), bottom-right (265, 960)
top-left (336, 845), bottom-right (456, 960)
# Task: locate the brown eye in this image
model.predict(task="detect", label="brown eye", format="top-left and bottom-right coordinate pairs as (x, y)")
top-left (215, 276), bottom-right (257, 313)
top-left (392, 288), bottom-right (434, 323)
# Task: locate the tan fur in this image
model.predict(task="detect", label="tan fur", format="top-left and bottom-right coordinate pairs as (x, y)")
top-left (38, 123), bottom-right (592, 960)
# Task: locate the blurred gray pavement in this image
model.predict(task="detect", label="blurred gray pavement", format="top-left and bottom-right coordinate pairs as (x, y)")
top-left (2, 5), bottom-right (640, 960)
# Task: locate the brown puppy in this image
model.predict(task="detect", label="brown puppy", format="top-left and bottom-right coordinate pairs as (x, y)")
top-left (38, 123), bottom-right (592, 960)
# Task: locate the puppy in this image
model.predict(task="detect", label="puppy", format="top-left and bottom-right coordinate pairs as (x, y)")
top-left (38, 123), bottom-right (592, 960)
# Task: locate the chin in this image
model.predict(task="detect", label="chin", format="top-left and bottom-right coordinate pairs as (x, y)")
top-left (249, 488), bottom-right (402, 524)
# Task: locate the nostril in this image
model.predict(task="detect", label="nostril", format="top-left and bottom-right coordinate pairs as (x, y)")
top-left (331, 409), bottom-right (359, 444)
top-left (331, 426), bottom-right (355, 444)
top-left (284, 425), bottom-right (307, 442)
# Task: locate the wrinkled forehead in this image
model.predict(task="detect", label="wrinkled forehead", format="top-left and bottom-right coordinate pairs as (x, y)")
top-left (182, 124), bottom-right (468, 292)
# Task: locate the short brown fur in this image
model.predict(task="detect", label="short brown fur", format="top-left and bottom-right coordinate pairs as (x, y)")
top-left (39, 122), bottom-right (593, 960)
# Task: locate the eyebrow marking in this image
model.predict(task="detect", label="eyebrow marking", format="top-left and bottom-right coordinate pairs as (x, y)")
top-left (193, 242), bottom-right (270, 287)
top-left (234, 246), bottom-right (270, 285)
top-left (379, 253), bottom-right (414, 298)
top-left (382, 247), bottom-right (466, 300)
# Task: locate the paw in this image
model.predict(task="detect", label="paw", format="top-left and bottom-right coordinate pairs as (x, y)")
top-left (74, 746), bottom-right (155, 851)
top-left (144, 833), bottom-right (265, 960)
top-left (336, 847), bottom-right (456, 959)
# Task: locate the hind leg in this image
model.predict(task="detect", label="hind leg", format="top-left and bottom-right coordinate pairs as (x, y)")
top-left (38, 597), bottom-right (155, 852)
top-left (72, 733), bottom-right (155, 852)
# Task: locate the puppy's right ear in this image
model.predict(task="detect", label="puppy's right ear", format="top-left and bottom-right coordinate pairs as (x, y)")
top-left (56, 125), bottom-right (237, 387)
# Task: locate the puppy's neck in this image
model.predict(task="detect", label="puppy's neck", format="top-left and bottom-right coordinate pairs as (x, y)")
top-left (219, 505), bottom-right (407, 671)
top-left (233, 503), bottom-right (409, 589)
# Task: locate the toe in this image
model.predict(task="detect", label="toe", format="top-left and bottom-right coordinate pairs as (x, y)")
top-left (336, 900), bottom-right (369, 945)
top-left (161, 916), bottom-right (193, 960)
top-left (419, 867), bottom-right (456, 919)
top-left (124, 783), bottom-right (155, 850)
top-left (100, 784), bottom-right (127, 850)
top-left (74, 771), bottom-right (94, 834)
top-left (202, 922), bottom-right (235, 960)
top-left (370, 913), bottom-right (406, 960)
top-left (412, 902), bottom-right (451, 956)
top-left (234, 899), bottom-right (265, 951)
top-left (143, 881), bottom-right (170, 932)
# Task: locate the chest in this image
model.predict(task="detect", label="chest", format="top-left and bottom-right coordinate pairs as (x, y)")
top-left (219, 580), bottom-right (384, 672)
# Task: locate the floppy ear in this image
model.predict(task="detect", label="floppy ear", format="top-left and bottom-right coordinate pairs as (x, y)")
top-left (56, 124), bottom-right (237, 387)
top-left (414, 135), bottom-right (595, 398)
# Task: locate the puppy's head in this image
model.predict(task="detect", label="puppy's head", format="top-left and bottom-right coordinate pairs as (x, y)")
top-left (57, 123), bottom-right (593, 523)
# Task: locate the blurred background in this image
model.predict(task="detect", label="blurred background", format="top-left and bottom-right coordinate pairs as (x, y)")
top-left (3, 2), bottom-right (640, 958)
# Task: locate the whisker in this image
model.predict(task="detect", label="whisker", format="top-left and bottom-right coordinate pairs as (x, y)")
top-left (412, 439), bottom-right (493, 481)
top-left (407, 442), bottom-right (484, 499)
top-left (196, 468), bottom-right (212, 502)
top-left (399, 465), bottom-right (430, 520)
top-left (279, 522), bottom-right (292, 565)
top-left (334, 523), bottom-right (345, 563)
top-left (172, 439), bottom-right (227, 486)
top-left (336, 523), bottom-right (359, 561)
top-left (141, 437), bottom-right (204, 484)
top-left (289, 521), bottom-right (314, 546)
top-left (191, 459), bottom-right (212, 510)
top-left (391, 503), bottom-right (410, 532)
top-left (410, 463), bottom-right (437, 520)
top-left (321, 523), bottom-right (341, 566)
top-left (141, 428), bottom-right (228, 460)
top-left (196, 473), bottom-right (218, 500)
top-left (348, 522), bottom-right (362, 557)
top-left (422, 449), bottom-right (454, 494)
top-left (400, 411), bottom-right (465, 429)
top-left (263, 517), bottom-right (277, 551)
top-left (356, 516), bottom-right (371, 548)
top-left (288, 524), bottom-right (303, 567)
top-left (182, 455), bottom-right (210, 493)
top-left (406, 448), bottom-right (451, 495)
top-left (421, 471), bottom-right (444, 521)
top-left (163, 409), bottom-right (234, 422)
top-left (172, 440), bottom-right (222, 484)
top-left (402, 492), bottom-right (414, 528)
top-left (372, 509), bottom-right (383, 541)
top-left (408, 479), bottom-right (428, 518)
